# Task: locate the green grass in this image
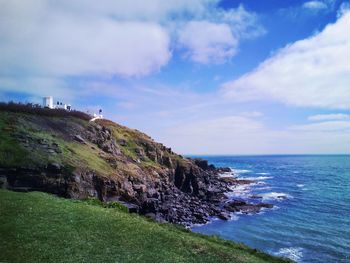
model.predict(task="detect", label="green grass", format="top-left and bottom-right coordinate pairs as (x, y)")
top-left (64, 142), bottom-right (114, 175)
top-left (0, 111), bottom-right (114, 174)
top-left (0, 112), bottom-right (30, 167)
top-left (0, 190), bottom-right (290, 263)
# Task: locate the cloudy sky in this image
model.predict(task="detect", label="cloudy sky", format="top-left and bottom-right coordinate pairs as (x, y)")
top-left (1, 0), bottom-right (350, 155)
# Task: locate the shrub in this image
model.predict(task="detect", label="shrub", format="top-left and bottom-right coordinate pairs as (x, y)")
top-left (0, 101), bottom-right (91, 121)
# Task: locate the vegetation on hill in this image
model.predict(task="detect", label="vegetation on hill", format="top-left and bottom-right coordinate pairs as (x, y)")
top-left (0, 190), bottom-right (289, 263)
top-left (0, 101), bottom-right (91, 120)
top-left (0, 105), bottom-right (232, 225)
top-left (0, 104), bottom-right (289, 262)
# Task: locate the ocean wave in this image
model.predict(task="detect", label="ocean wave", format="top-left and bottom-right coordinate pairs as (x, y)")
top-left (275, 247), bottom-right (303, 262)
top-left (254, 186), bottom-right (272, 191)
top-left (260, 192), bottom-right (292, 201)
top-left (297, 184), bottom-right (305, 188)
top-left (219, 172), bottom-right (236, 178)
top-left (229, 214), bottom-right (240, 221)
top-left (227, 184), bottom-right (252, 198)
top-left (242, 176), bottom-right (273, 181)
top-left (256, 172), bottom-right (270, 175)
top-left (231, 168), bottom-right (251, 174)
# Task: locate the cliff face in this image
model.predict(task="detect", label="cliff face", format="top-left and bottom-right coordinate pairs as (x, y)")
top-left (0, 107), bottom-right (231, 225)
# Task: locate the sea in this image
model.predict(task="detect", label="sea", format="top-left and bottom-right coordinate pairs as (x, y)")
top-left (191, 155), bottom-right (350, 263)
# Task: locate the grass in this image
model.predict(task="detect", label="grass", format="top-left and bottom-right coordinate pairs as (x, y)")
top-left (0, 111), bottom-right (114, 175)
top-left (0, 190), bottom-right (290, 263)
top-left (64, 142), bottom-right (114, 176)
top-left (0, 102), bottom-right (91, 121)
top-left (0, 112), bottom-right (30, 167)
top-left (102, 120), bottom-right (161, 168)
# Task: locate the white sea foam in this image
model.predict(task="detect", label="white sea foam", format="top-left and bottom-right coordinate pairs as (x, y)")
top-left (272, 205), bottom-right (280, 210)
top-left (229, 214), bottom-right (240, 221)
top-left (297, 184), bottom-right (305, 188)
top-left (260, 192), bottom-right (292, 201)
top-left (242, 176), bottom-right (273, 181)
top-left (255, 186), bottom-right (272, 191)
top-left (226, 184), bottom-right (252, 198)
top-left (275, 247), bottom-right (303, 262)
top-left (219, 172), bottom-right (236, 178)
top-left (256, 172), bottom-right (270, 175)
top-left (231, 168), bottom-right (251, 174)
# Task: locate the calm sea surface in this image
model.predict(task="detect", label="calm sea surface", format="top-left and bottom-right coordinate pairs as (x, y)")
top-left (191, 155), bottom-right (350, 263)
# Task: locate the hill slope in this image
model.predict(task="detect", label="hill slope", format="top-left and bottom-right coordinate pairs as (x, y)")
top-left (0, 104), bottom-right (235, 225)
top-left (0, 189), bottom-right (289, 263)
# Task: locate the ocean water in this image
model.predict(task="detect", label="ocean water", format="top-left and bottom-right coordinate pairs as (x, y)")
top-left (191, 155), bottom-right (350, 263)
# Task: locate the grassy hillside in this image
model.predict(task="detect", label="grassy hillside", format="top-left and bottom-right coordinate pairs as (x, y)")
top-left (0, 190), bottom-right (289, 263)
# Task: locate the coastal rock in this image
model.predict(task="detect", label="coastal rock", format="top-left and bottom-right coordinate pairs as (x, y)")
top-left (0, 107), bottom-right (261, 226)
top-left (74, 134), bottom-right (86, 144)
top-left (224, 200), bottom-right (274, 214)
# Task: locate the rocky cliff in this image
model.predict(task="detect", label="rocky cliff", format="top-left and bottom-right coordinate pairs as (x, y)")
top-left (0, 103), bottom-right (273, 225)
top-left (0, 104), bottom-right (242, 225)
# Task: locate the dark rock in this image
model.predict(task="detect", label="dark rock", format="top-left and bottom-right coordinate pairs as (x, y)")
top-left (217, 212), bottom-right (231, 220)
top-left (116, 201), bottom-right (139, 213)
top-left (193, 158), bottom-right (210, 170)
top-left (133, 184), bottom-right (147, 193)
top-left (162, 156), bottom-right (173, 168)
top-left (37, 138), bottom-right (47, 145)
top-left (0, 176), bottom-right (8, 188)
top-left (147, 151), bottom-right (157, 162)
top-left (74, 135), bottom-right (86, 144)
top-left (118, 139), bottom-right (127, 146)
top-left (258, 203), bottom-right (274, 209)
top-left (224, 200), bottom-right (274, 214)
top-left (217, 167), bottom-right (231, 173)
top-left (47, 163), bottom-right (62, 172)
top-left (47, 149), bottom-right (56, 154)
top-left (145, 213), bottom-right (156, 220)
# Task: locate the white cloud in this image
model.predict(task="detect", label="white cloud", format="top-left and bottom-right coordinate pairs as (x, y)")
top-left (0, 1), bottom-right (171, 77)
top-left (222, 10), bottom-right (350, 109)
top-left (178, 21), bottom-right (237, 64)
top-left (290, 120), bottom-right (350, 132)
top-left (0, 0), bottom-right (263, 97)
top-left (162, 115), bottom-right (269, 154)
top-left (178, 4), bottom-right (264, 64)
top-left (308, 113), bottom-right (350, 121)
top-left (218, 4), bottom-right (266, 39)
top-left (159, 114), bottom-right (350, 154)
top-left (0, 0), bottom-right (263, 78)
top-left (303, 1), bottom-right (328, 10)
top-left (338, 1), bottom-right (350, 17)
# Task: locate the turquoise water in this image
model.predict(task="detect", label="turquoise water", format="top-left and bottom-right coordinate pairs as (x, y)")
top-left (191, 155), bottom-right (350, 263)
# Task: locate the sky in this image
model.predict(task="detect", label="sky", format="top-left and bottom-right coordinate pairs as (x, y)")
top-left (1, 0), bottom-right (350, 155)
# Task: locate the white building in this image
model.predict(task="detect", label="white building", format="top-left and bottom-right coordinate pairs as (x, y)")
top-left (43, 96), bottom-right (72, 111)
top-left (43, 96), bottom-right (54, 109)
top-left (55, 101), bottom-right (67, 110)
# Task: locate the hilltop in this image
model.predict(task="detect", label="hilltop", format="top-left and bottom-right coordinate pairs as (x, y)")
top-left (0, 103), bottom-right (290, 262)
top-left (0, 102), bottom-right (237, 225)
top-left (0, 103), bottom-right (275, 224)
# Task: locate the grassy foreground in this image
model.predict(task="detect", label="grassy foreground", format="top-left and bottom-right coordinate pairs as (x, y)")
top-left (0, 190), bottom-right (289, 263)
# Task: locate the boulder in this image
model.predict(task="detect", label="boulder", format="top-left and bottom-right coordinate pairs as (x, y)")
top-left (47, 163), bottom-right (62, 172)
top-left (117, 201), bottom-right (139, 213)
top-left (74, 135), bottom-right (86, 144)
top-left (217, 212), bottom-right (231, 220)
top-left (193, 158), bottom-right (210, 170)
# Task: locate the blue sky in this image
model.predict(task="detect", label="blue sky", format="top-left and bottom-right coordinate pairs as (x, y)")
top-left (1, 0), bottom-right (350, 154)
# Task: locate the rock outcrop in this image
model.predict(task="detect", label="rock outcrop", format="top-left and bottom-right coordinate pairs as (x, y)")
top-left (0, 107), bottom-right (272, 226)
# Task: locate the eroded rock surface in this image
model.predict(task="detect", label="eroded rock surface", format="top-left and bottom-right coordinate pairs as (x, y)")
top-left (0, 110), bottom-right (273, 226)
